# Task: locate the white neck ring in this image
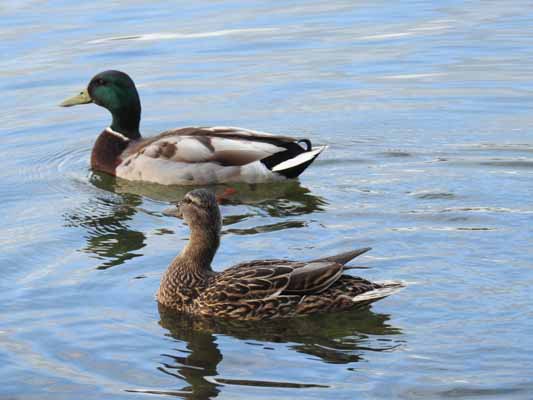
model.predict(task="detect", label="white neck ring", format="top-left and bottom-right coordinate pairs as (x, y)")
top-left (106, 127), bottom-right (131, 142)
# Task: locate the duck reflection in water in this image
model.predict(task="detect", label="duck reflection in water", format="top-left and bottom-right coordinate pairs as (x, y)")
top-left (64, 172), bottom-right (326, 269)
top-left (63, 184), bottom-right (146, 269)
top-left (144, 305), bottom-right (403, 399)
top-left (107, 172), bottom-right (328, 218)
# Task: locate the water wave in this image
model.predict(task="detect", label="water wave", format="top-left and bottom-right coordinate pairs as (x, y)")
top-left (89, 28), bottom-right (278, 44)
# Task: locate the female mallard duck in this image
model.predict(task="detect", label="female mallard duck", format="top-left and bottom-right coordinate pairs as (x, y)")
top-left (60, 70), bottom-right (326, 185)
top-left (157, 189), bottom-right (404, 320)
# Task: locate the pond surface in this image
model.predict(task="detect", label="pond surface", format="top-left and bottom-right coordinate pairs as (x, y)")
top-left (1, 1), bottom-right (533, 399)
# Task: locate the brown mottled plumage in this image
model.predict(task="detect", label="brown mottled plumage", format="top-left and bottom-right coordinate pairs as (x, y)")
top-left (157, 190), bottom-right (404, 320)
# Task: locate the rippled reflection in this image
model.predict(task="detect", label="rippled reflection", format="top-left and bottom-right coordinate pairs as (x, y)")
top-left (64, 176), bottom-right (146, 269)
top-left (151, 305), bottom-right (403, 399)
top-left (106, 174), bottom-right (327, 218)
top-left (64, 172), bottom-right (326, 269)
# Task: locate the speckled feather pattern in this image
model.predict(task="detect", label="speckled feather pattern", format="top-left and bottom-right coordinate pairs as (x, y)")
top-left (157, 190), bottom-right (404, 320)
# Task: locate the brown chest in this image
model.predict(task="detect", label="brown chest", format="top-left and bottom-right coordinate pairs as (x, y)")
top-left (91, 130), bottom-right (131, 175)
top-left (157, 270), bottom-right (213, 313)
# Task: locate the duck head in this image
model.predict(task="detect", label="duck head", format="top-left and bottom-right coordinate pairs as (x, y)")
top-left (171, 190), bottom-right (222, 233)
top-left (60, 70), bottom-right (141, 138)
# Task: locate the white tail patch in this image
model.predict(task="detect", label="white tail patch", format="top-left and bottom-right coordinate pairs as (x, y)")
top-left (272, 146), bottom-right (327, 172)
top-left (352, 281), bottom-right (405, 303)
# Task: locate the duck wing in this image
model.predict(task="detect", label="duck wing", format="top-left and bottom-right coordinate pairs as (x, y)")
top-left (202, 258), bottom-right (345, 304)
top-left (127, 127), bottom-right (300, 164)
top-left (202, 260), bottom-right (294, 302)
top-left (117, 127), bottom-right (326, 185)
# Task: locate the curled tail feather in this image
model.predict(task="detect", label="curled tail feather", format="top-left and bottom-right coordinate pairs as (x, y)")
top-left (263, 145), bottom-right (327, 179)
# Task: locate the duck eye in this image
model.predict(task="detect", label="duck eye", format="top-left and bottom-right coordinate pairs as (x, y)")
top-left (96, 78), bottom-right (106, 85)
top-left (182, 197), bottom-right (192, 204)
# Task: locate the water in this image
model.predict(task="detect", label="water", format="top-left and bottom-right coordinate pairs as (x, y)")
top-left (1, 1), bottom-right (533, 398)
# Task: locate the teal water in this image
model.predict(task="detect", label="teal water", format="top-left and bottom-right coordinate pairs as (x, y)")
top-left (1, 1), bottom-right (533, 399)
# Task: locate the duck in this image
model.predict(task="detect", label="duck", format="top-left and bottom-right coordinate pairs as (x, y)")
top-left (60, 70), bottom-right (326, 185)
top-left (157, 189), bottom-right (404, 320)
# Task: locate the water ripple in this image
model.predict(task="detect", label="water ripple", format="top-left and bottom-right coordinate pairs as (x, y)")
top-left (88, 28), bottom-right (279, 44)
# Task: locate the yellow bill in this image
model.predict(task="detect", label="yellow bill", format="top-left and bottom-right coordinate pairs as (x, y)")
top-left (59, 88), bottom-right (92, 107)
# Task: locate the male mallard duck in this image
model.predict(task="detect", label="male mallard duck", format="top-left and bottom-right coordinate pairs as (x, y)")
top-left (60, 70), bottom-right (326, 185)
top-left (157, 189), bottom-right (404, 320)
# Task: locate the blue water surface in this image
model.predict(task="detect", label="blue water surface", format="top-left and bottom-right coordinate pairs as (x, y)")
top-left (1, 1), bottom-right (532, 399)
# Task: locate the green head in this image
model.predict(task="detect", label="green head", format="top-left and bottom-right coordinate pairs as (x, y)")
top-left (60, 70), bottom-right (142, 138)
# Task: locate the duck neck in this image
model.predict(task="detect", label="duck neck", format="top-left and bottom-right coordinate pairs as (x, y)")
top-left (158, 212), bottom-right (221, 309)
top-left (110, 105), bottom-right (141, 140)
top-left (179, 223), bottom-right (220, 273)
top-left (165, 221), bottom-right (220, 285)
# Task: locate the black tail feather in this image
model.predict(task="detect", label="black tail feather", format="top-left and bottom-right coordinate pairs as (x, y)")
top-left (260, 142), bottom-right (326, 179)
